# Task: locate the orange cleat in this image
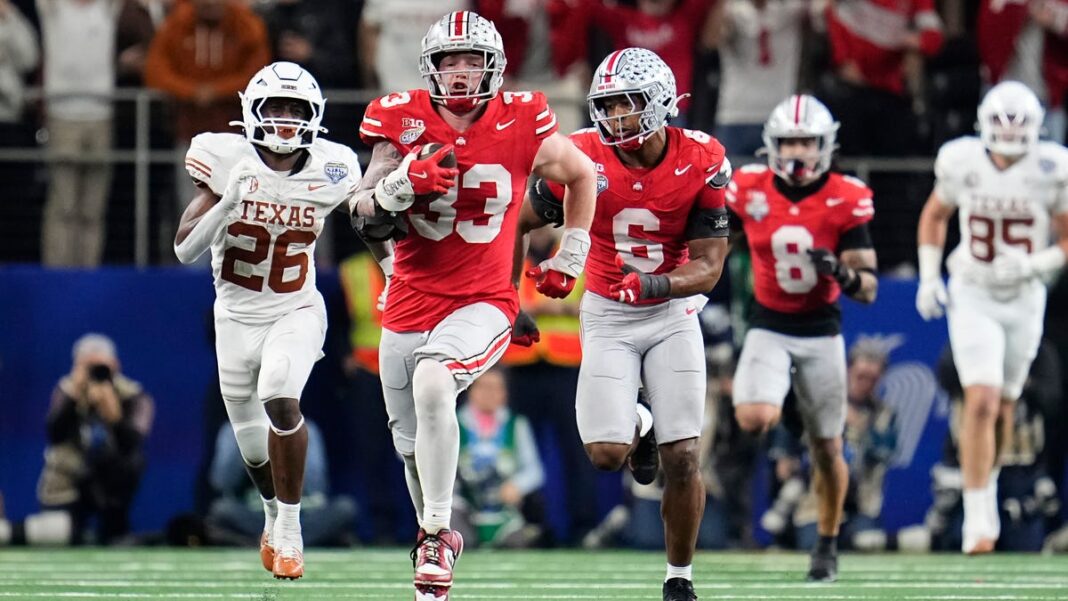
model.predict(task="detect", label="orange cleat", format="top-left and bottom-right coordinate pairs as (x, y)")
top-left (260, 531), bottom-right (275, 572)
top-left (965, 538), bottom-right (996, 555)
top-left (273, 549), bottom-right (304, 580)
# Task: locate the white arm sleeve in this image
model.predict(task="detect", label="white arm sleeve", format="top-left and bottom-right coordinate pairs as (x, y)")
top-left (173, 193), bottom-right (237, 264)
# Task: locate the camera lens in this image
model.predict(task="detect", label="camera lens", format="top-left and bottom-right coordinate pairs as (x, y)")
top-left (88, 364), bottom-right (112, 382)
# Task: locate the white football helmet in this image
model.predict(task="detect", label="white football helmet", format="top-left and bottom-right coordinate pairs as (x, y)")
top-left (978, 81), bottom-right (1044, 157)
top-left (419, 11), bottom-right (506, 112)
top-left (588, 48), bottom-right (682, 150)
top-left (235, 62), bottom-right (327, 154)
top-left (762, 94), bottom-right (839, 183)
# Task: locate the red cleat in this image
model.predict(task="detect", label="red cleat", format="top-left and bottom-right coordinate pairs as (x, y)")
top-left (410, 528), bottom-right (463, 599)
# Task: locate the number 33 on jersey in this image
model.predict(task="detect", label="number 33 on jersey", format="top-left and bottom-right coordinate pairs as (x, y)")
top-left (358, 88), bottom-right (558, 332)
top-left (727, 164), bottom-right (874, 312)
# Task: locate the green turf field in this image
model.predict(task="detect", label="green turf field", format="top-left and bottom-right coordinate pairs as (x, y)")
top-left (1, 548), bottom-right (1067, 600)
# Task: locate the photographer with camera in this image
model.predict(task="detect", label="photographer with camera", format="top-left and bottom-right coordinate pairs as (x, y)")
top-left (35, 333), bottom-right (154, 544)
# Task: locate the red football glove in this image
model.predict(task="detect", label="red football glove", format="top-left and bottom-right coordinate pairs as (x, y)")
top-left (511, 310), bottom-right (541, 347)
top-left (406, 144), bottom-right (459, 196)
top-left (525, 264), bottom-right (576, 299)
top-left (609, 254), bottom-right (671, 304)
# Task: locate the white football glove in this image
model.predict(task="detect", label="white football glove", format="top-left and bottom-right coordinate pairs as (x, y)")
top-left (915, 278), bottom-right (948, 321)
top-left (377, 278), bottom-right (390, 312)
top-left (991, 251), bottom-right (1035, 287)
top-left (374, 152), bottom-right (418, 213)
top-left (541, 228), bottom-right (590, 279)
top-left (221, 156), bottom-right (260, 209)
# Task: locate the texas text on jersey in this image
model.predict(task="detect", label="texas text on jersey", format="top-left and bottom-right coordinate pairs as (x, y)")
top-left (546, 126), bottom-right (729, 305)
top-left (359, 88), bottom-right (558, 331)
top-left (935, 136), bottom-right (1068, 286)
top-left (727, 163), bottom-right (874, 335)
top-left (186, 132), bottom-right (361, 324)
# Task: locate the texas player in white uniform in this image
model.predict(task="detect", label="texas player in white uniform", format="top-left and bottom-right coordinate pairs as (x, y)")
top-left (174, 62), bottom-right (362, 580)
top-left (728, 95), bottom-right (878, 582)
top-left (350, 12), bottom-right (596, 601)
top-left (916, 81), bottom-right (1068, 555)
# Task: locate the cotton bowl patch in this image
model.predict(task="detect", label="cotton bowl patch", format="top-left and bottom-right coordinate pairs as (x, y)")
top-left (596, 174), bottom-right (609, 195)
top-left (324, 162), bottom-right (348, 184)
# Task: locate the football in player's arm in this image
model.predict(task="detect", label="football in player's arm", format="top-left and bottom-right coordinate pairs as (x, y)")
top-left (351, 115), bottom-right (596, 312)
top-left (346, 12), bottom-right (595, 600)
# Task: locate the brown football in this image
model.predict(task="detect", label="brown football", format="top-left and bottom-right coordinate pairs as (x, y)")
top-left (413, 143), bottom-right (458, 204)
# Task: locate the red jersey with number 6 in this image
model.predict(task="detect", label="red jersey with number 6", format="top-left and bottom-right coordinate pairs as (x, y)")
top-left (360, 89), bottom-right (558, 331)
top-left (726, 164), bottom-right (874, 313)
top-left (549, 127), bottom-right (729, 305)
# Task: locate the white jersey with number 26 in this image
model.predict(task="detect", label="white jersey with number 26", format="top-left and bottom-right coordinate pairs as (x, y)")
top-left (185, 133), bottom-right (362, 324)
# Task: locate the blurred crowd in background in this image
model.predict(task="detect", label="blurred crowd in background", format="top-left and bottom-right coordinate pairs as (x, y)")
top-left (1, 0), bottom-right (1067, 270)
top-left (4, 0), bottom-right (1068, 554)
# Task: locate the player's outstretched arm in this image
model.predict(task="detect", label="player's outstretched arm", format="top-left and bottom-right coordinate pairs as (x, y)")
top-left (915, 189), bottom-right (954, 319)
top-left (174, 158), bottom-right (257, 264)
top-left (524, 133), bottom-right (597, 298)
top-left (671, 237), bottom-right (729, 295)
top-left (350, 142), bottom-right (404, 218)
top-left (511, 199), bottom-right (547, 289)
top-left (838, 248), bottom-right (879, 304)
top-left (532, 132), bottom-right (596, 231)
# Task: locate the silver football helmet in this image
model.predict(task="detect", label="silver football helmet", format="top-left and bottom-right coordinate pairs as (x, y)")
top-left (588, 48), bottom-right (682, 149)
top-left (235, 62), bottom-right (326, 154)
top-left (978, 80), bottom-right (1044, 157)
top-left (419, 11), bottom-right (506, 112)
top-left (762, 94), bottom-right (839, 183)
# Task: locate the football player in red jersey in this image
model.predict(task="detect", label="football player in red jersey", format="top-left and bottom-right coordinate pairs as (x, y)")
top-left (518, 48), bottom-right (730, 601)
top-left (349, 11), bottom-right (596, 601)
top-left (726, 94), bottom-right (878, 582)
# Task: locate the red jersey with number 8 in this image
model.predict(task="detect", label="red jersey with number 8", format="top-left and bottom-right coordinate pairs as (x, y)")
top-left (726, 164), bottom-right (874, 313)
top-left (549, 127), bottom-right (728, 305)
top-left (360, 89), bottom-right (558, 331)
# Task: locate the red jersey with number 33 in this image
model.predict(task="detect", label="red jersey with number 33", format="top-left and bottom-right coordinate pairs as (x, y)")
top-left (726, 164), bottom-right (874, 313)
top-left (548, 127), bottom-right (728, 305)
top-left (360, 89), bottom-right (558, 332)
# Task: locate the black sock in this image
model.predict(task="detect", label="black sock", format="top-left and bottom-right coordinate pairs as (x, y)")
top-left (816, 534), bottom-right (837, 556)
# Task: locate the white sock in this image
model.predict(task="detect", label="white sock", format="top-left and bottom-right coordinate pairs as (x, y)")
top-left (636, 404), bottom-right (654, 438)
top-left (275, 501), bottom-right (303, 553)
top-left (0, 519), bottom-right (10, 545)
top-left (986, 470), bottom-right (1001, 536)
top-left (422, 501), bottom-right (452, 535)
top-left (666, 563), bottom-right (692, 582)
top-left (412, 360), bottom-right (458, 534)
top-left (262, 496), bottom-right (278, 539)
top-left (962, 488), bottom-right (987, 533)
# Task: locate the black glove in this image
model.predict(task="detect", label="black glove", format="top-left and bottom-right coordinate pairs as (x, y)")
top-left (351, 206), bottom-right (408, 242)
top-left (511, 310), bottom-right (541, 347)
top-left (807, 248), bottom-right (859, 293)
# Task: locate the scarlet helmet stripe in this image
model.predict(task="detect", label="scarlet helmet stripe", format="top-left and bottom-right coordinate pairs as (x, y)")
top-left (602, 50), bottom-right (624, 84)
top-left (793, 94), bottom-right (803, 125)
top-left (452, 11), bottom-right (467, 37)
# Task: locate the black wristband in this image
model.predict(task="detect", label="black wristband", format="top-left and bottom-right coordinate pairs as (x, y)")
top-left (644, 274), bottom-right (672, 299)
top-left (838, 268), bottom-right (861, 296)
